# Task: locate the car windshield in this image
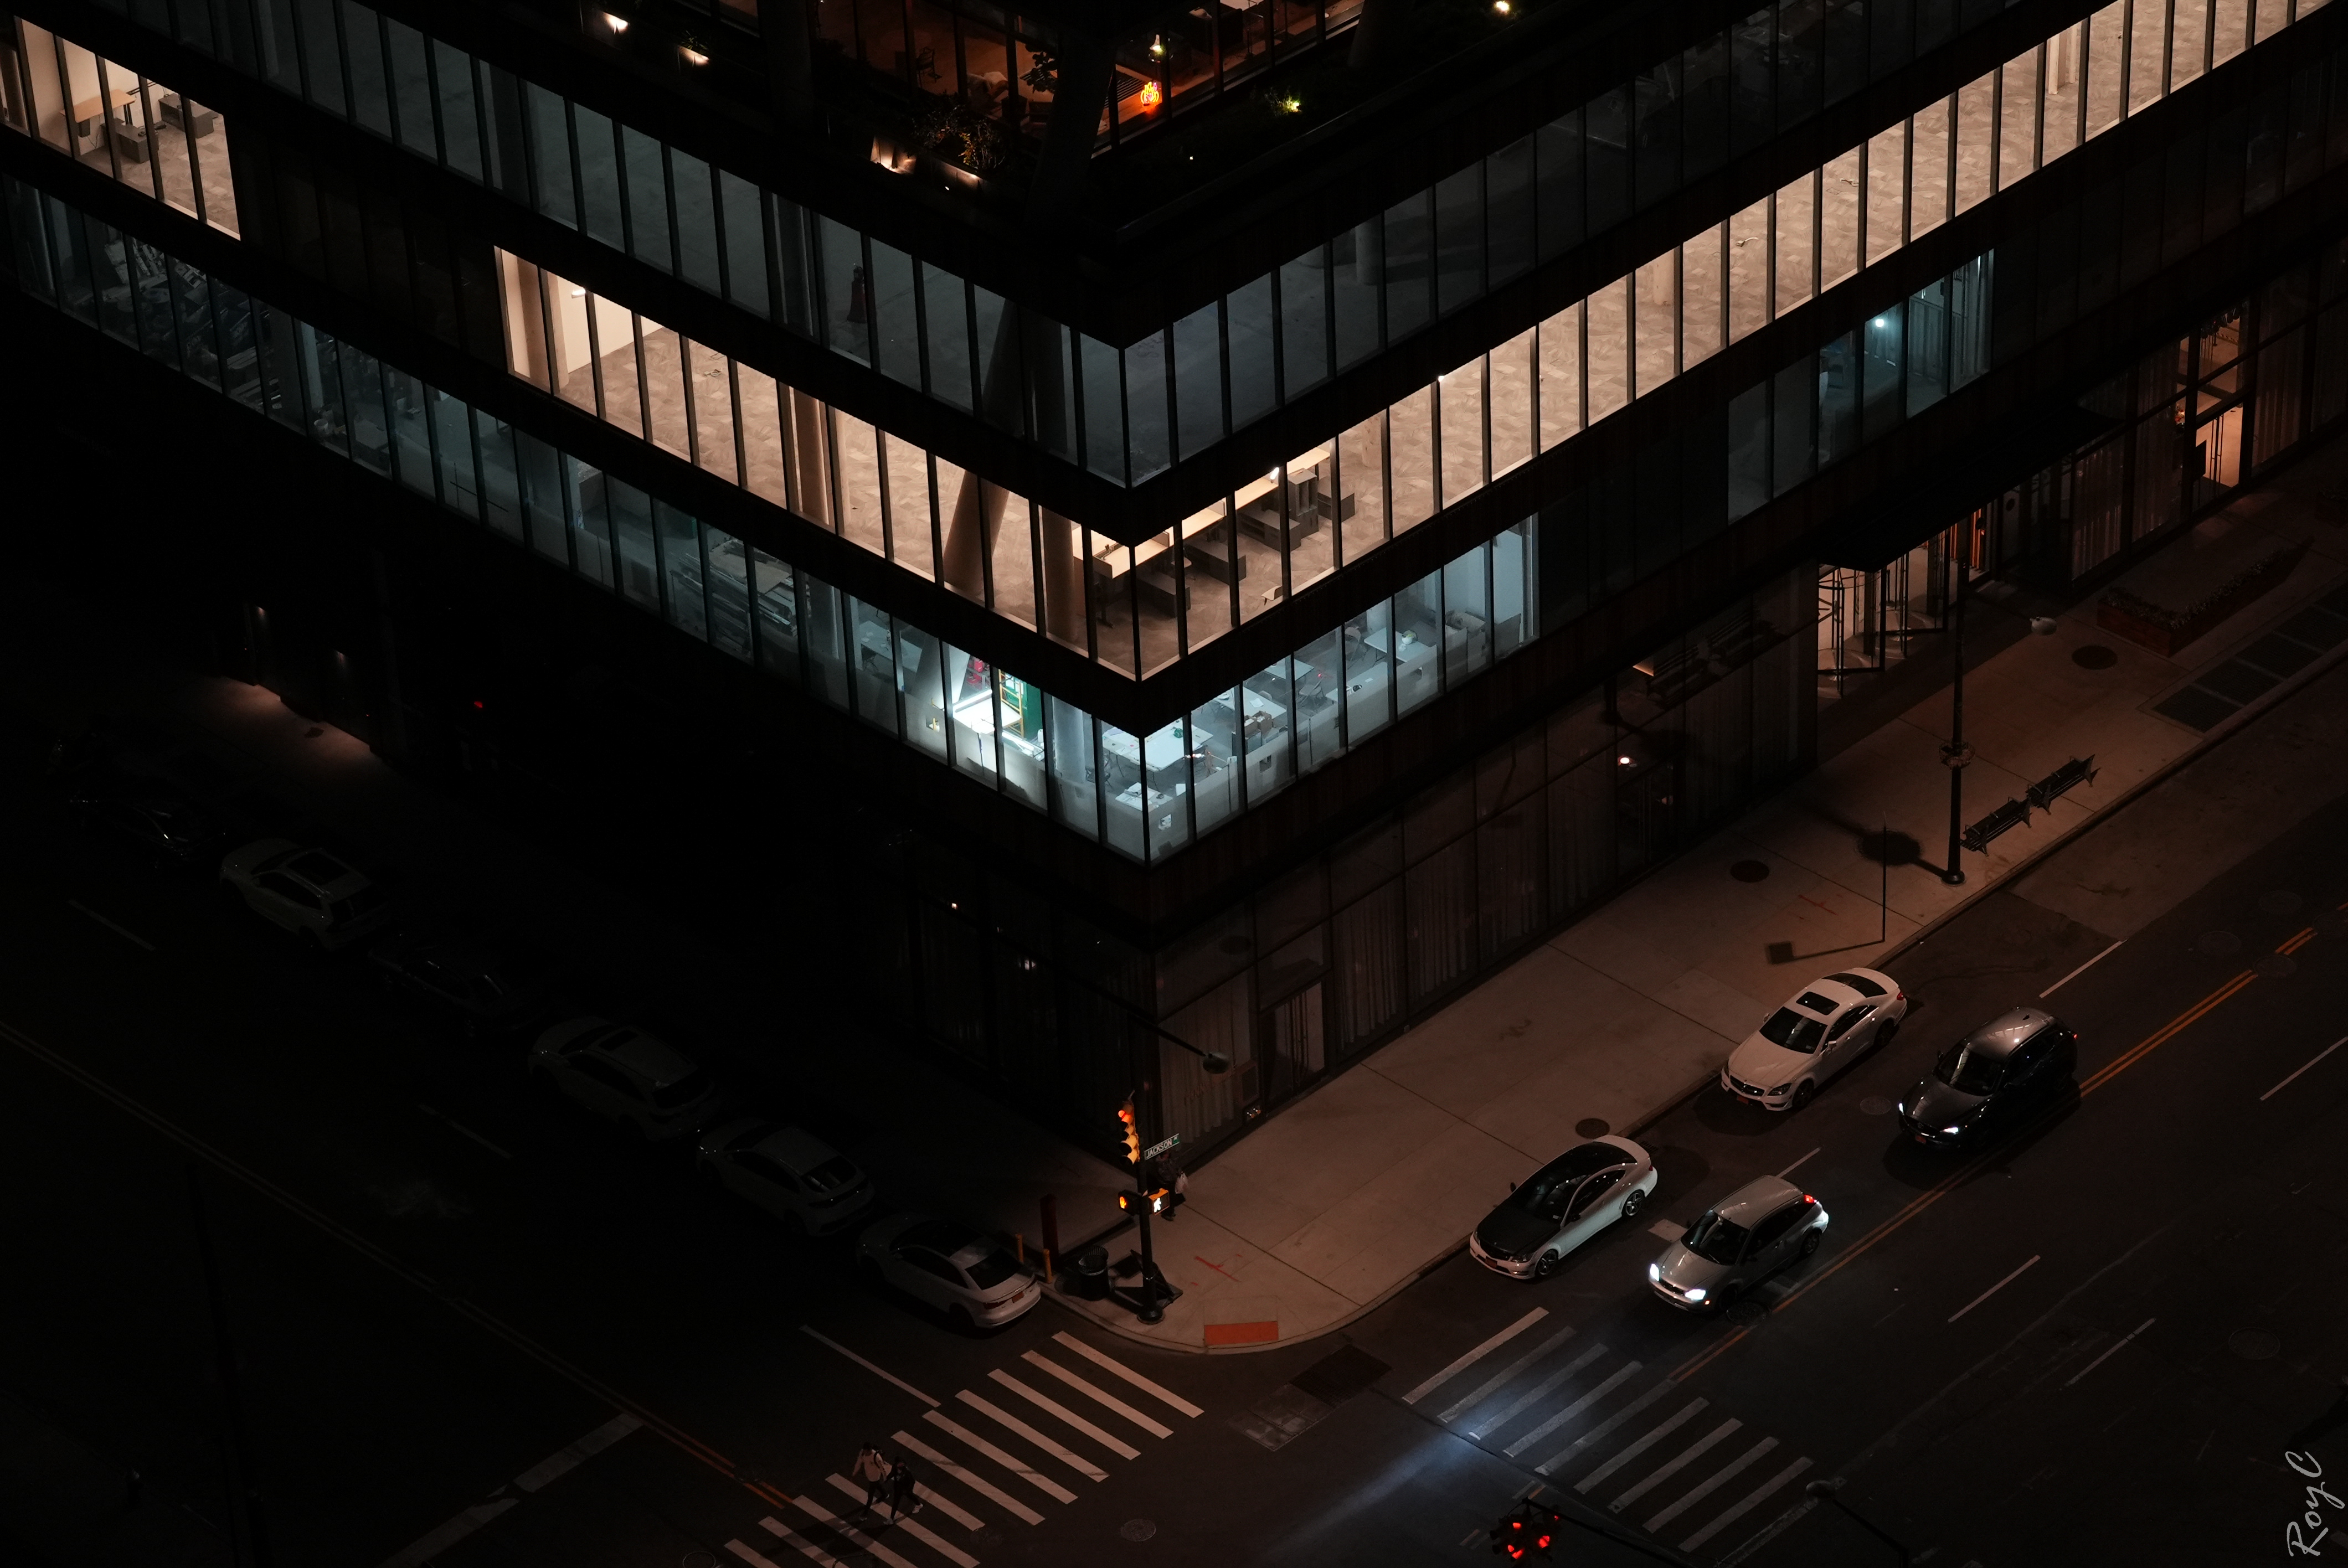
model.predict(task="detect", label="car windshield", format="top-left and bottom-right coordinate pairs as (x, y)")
top-left (803, 1156), bottom-right (860, 1193)
top-left (963, 1250), bottom-right (1021, 1290)
top-left (1503, 1143), bottom-right (1622, 1219)
top-left (286, 850), bottom-right (353, 884)
top-left (1681, 1211), bottom-right (1750, 1264)
top-left (1759, 1008), bottom-right (1827, 1054)
top-left (1935, 1042), bottom-right (2004, 1094)
top-left (727, 1123), bottom-right (773, 1153)
top-left (1826, 971), bottom-right (1887, 997)
top-left (651, 1069), bottom-right (715, 1110)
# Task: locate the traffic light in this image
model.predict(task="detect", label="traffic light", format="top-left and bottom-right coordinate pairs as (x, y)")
top-left (1487, 1498), bottom-right (1558, 1560)
top-left (1116, 1100), bottom-right (1141, 1165)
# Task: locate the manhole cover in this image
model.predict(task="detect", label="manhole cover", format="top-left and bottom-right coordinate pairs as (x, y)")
top-left (1725, 1299), bottom-right (1768, 1325)
top-left (1730, 859), bottom-right (1772, 883)
top-left (2259, 890), bottom-right (2304, 916)
top-left (2196, 931), bottom-right (2241, 956)
top-left (1859, 1096), bottom-right (1894, 1116)
top-left (2231, 1329), bottom-right (2281, 1360)
top-left (2072, 644), bottom-right (2119, 670)
top-left (1119, 1519), bottom-right (1158, 1542)
top-left (1575, 1117), bottom-right (1611, 1138)
top-left (2257, 955), bottom-right (2298, 979)
top-left (682, 1554), bottom-right (717, 1568)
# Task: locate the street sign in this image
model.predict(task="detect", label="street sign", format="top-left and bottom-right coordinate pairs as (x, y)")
top-left (1142, 1133), bottom-right (1181, 1160)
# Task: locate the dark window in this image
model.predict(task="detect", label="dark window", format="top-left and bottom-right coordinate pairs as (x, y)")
top-left (651, 1068), bottom-right (714, 1110)
top-left (574, 1056), bottom-right (640, 1096)
top-left (1749, 1204), bottom-right (1802, 1249)
top-left (1535, 112), bottom-right (1584, 259)
top-left (740, 1152), bottom-right (801, 1189)
top-left (345, 4), bottom-right (391, 137)
top-left (1730, 7), bottom-right (1774, 156)
top-left (1278, 247), bottom-right (1329, 397)
top-left (964, 1250), bottom-right (1021, 1289)
top-left (1227, 276), bottom-right (1275, 429)
top-left (1569, 1167), bottom-right (1625, 1217)
top-left (672, 150), bottom-right (722, 295)
top-left (1934, 1040), bottom-right (2004, 1094)
top-left (258, 871), bottom-right (319, 907)
top-left (1826, 1002), bottom-right (1874, 1041)
top-left (622, 127), bottom-right (672, 271)
top-left (1383, 189), bottom-right (1433, 341)
top-left (1825, 971), bottom-right (1886, 997)
top-left (1682, 1211), bottom-right (1749, 1263)
top-left (574, 105), bottom-right (625, 250)
top-left (1633, 60), bottom-right (1680, 209)
top-left (1682, 33), bottom-right (1729, 180)
top-left (436, 42), bottom-right (485, 178)
top-left (1759, 1007), bottom-right (1826, 1053)
top-left (1487, 136), bottom-right (1536, 286)
top-left (1434, 165), bottom-right (1484, 314)
top-left (1585, 87), bottom-right (1629, 231)
top-left (386, 16), bottom-right (435, 158)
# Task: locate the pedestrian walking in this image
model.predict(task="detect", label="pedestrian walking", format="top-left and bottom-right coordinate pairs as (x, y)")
top-left (888, 1457), bottom-right (921, 1519)
top-left (852, 1442), bottom-right (891, 1513)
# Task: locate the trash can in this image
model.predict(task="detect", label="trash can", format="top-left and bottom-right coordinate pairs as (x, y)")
top-left (1065, 1244), bottom-right (1109, 1301)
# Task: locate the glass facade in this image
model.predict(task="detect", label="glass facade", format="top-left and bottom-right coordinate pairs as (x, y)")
top-left (3, 20), bottom-right (239, 234)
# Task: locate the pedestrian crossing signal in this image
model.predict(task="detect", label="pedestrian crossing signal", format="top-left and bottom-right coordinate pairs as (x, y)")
top-left (1116, 1100), bottom-right (1141, 1165)
top-left (1489, 1498), bottom-right (1558, 1560)
top-left (1118, 1188), bottom-right (1180, 1215)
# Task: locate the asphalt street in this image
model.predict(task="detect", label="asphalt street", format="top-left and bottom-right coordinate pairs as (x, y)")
top-left (4, 675), bottom-right (2346, 1568)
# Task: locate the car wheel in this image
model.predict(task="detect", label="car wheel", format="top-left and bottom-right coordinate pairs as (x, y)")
top-left (1799, 1227), bottom-right (1822, 1258)
top-left (1620, 1188), bottom-right (1647, 1221)
top-left (1534, 1251), bottom-right (1560, 1280)
top-left (1789, 1081), bottom-right (1816, 1112)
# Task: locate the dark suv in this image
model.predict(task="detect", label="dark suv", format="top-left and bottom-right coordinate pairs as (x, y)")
top-left (1898, 1006), bottom-right (2078, 1148)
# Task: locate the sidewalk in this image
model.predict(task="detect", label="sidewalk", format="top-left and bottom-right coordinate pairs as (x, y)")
top-left (1053, 432), bottom-right (2348, 1353)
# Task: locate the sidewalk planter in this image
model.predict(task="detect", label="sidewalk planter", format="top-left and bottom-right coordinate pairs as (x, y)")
top-left (2095, 540), bottom-right (2309, 656)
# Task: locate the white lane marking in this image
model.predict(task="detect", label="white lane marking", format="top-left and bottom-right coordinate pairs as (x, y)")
top-left (1537, 1381), bottom-right (1673, 1476)
top-left (2261, 1034), bottom-right (2348, 1101)
top-left (1608, 1418), bottom-right (1743, 1512)
top-left (514, 1411), bottom-right (641, 1491)
top-left (1019, 1352), bottom-right (1173, 1438)
top-left (1574, 1399), bottom-right (1708, 1494)
top-left (1947, 1255), bottom-right (2042, 1324)
top-left (751, 1517), bottom-right (844, 1567)
top-left (987, 1370), bottom-right (1141, 1459)
top-left (417, 1102), bottom-right (513, 1160)
top-left (920, 1412), bottom-right (1078, 1503)
top-left (2040, 939), bottom-right (2124, 998)
top-left (1648, 1220), bottom-right (1684, 1241)
top-left (68, 900), bottom-right (154, 951)
top-left (893, 1430), bottom-right (1043, 1524)
top-left (956, 1391), bottom-right (1109, 1481)
top-left (1774, 1148), bottom-right (1821, 1180)
top-left (1402, 1309), bottom-right (1548, 1406)
top-left (726, 1539), bottom-right (800, 1568)
top-left (378, 1499), bottom-right (516, 1567)
top-left (2063, 1318), bottom-right (2156, 1388)
top-left (1438, 1324), bottom-right (1576, 1425)
top-left (824, 1474), bottom-right (982, 1566)
top-left (1506, 1363), bottom-right (1642, 1459)
top-left (1049, 1333), bottom-right (1203, 1417)
top-left (786, 1497), bottom-right (922, 1568)
top-left (1680, 1455), bottom-right (1813, 1550)
top-left (1645, 1435), bottom-right (1778, 1530)
top-left (801, 1325), bottom-right (940, 1407)
top-left (1467, 1344), bottom-right (1606, 1439)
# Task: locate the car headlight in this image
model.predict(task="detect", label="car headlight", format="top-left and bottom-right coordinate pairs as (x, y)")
top-left (1896, 1101), bottom-right (1906, 1116)
top-left (1647, 1262), bottom-right (1661, 1283)
top-left (1684, 1287), bottom-right (1707, 1302)
top-left (1940, 1125), bottom-right (1963, 1136)
top-left (1769, 1081), bottom-right (1795, 1095)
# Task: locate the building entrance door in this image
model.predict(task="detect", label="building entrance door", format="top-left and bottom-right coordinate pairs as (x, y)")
top-left (1263, 983), bottom-right (1326, 1106)
top-left (1615, 759), bottom-right (1678, 875)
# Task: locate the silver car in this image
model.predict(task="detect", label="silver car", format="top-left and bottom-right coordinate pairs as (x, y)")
top-left (1647, 1176), bottom-right (1827, 1312)
top-left (697, 1118), bottom-right (876, 1236)
top-left (1468, 1136), bottom-right (1660, 1280)
top-left (528, 1018), bottom-right (723, 1141)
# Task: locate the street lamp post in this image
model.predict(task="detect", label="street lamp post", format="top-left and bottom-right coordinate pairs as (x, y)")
top-left (1805, 1480), bottom-right (1912, 1566)
top-left (1940, 533), bottom-right (1971, 885)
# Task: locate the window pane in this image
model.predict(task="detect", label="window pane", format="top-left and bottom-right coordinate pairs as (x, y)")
top-left (924, 264), bottom-right (974, 410)
top-left (346, 5), bottom-right (390, 138)
top-left (1172, 302), bottom-right (1223, 458)
top-left (751, 547), bottom-right (798, 677)
top-left (1683, 224), bottom-right (1724, 367)
top-left (1333, 219), bottom-right (1381, 367)
top-left (1434, 164), bottom-right (1483, 313)
top-left (1279, 246), bottom-right (1330, 396)
top-left (435, 42), bottom-right (482, 178)
top-left (656, 500), bottom-right (705, 639)
top-left (1588, 276), bottom-right (1630, 422)
top-left (1337, 410), bottom-right (1387, 561)
top-left (1866, 122), bottom-right (1906, 262)
top-left (869, 239), bottom-right (919, 388)
top-left (1228, 275), bottom-right (1275, 429)
top-left (1634, 253), bottom-right (1676, 397)
top-left (1912, 96), bottom-right (1951, 236)
top-left (739, 368), bottom-right (787, 506)
top-left (2086, 3), bottom-right (2126, 138)
top-left (672, 149), bottom-right (721, 293)
top-left (568, 457), bottom-right (615, 587)
top-left (2000, 47), bottom-right (2040, 190)
top-left (883, 434), bottom-right (933, 579)
top-left (833, 409), bottom-right (885, 555)
top-left (1438, 358), bottom-right (1484, 506)
top-left (686, 339), bottom-right (737, 483)
top-left (1242, 659), bottom-right (1295, 805)
top-left (1821, 146), bottom-right (1860, 288)
top-left (1125, 332), bottom-right (1171, 481)
top-left (704, 524), bottom-right (752, 661)
top-left (525, 84), bottom-right (575, 228)
top-left (1443, 541), bottom-right (1491, 684)
top-left (1774, 171), bottom-right (1816, 315)
top-left (474, 406), bottom-right (521, 540)
top-left (1488, 135), bottom-right (1536, 284)
top-left (1394, 572), bottom-right (1441, 715)
top-left (639, 313), bottom-right (690, 461)
top-left (719, 172), bottom-right (768, 317)
top-left (1538, 301), bottom-right (1584, 448)
top-left (1047, 695), bottom-right (1100, 838)
top-left (621, 126), bottom-right (670, 270)
top-left (1491, 327), bottom-right (1535, 476)
top-left (1384, 189), bottom-right (1433, 339)
top-left (573, 104), bottom-right (624, 248)
top-left (1343, 601), bottom-right (1392, 745)
top-left (1079, 333), bottom-right (1124, 482)
top-left (386, 18), bottom-right (433, 157)
top-left (1954, 71), bottom-right (1995, 214)
top-left (1191, 692), bottom-right (1243, 837)
top-left (1294, 628), bottom-right (1344, 774)
top-left (1389, 385), bottom-right (1435, 533)
top-left (999, 673), bottom-right (1047, 811)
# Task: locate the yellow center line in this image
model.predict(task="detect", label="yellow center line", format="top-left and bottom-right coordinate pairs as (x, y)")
top-left (1672, 962), bottom-right (2275, 1383)
top-left (1, 1020), bottom-right (794, 1508)
top-left (2279, 926), bottom-right (2317, 956)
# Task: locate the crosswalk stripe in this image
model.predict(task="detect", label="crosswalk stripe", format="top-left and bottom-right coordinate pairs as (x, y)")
top-left (921, 1412), bottom-right (1080, 1504)
top-left (956, 1391), bottom-right (1110, 1482)
top-left (1438, 1324), bottom-right (1576, 1424)
top-left (1401, 1309), bottom-right (1549, 1405)
top-left (780, 1503), bottom-right (922, 1568)
top-left (1679, 1455), bottom-right (1813, 1550)
top-left (1051, 1333), bottom-right (1204, 1418)
top-left (1608, 1418), bottom-right (1742, 1512)
top-left (987, 1370), bottom-right (1142, 1460)
top-left (893, 1430), bottom-right (1046, 1524)
top-left (743, 1521), bottom-right (841, 1567)
top-left (1020, 1352), bottom-right (1175, 1438)
top-left (1537, 1380), bottom-right (1671, 1476)
top-left (1506, 1363), bottom-right (1641, 1459)
top-left (824, 1472), bottom-right (985, 1555)
top-left (1573, 1399), bottom-right (1707, 1493)
top-left (725, 1540), bottom-right (796, 1568)
top-left (1466, 1344), bottom-right (1605, 1439)
top-left (1642, 1435), bottom-right (1777, 1531)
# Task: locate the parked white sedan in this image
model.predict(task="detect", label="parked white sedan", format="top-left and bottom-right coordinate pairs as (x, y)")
top-left (696, 1118), bottom-right (876, 1235)
top-left (857, 1214), bottom-right (1041, 1328)
top-left (528, 1018), bottom-right (722, 1141)
top-left (218, 839), bottom-right (391, 951)
top-left (1469, 1136), bottom-right (1660, 1280)
top-left (1722, 968), bottom-right (1908, 1111)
